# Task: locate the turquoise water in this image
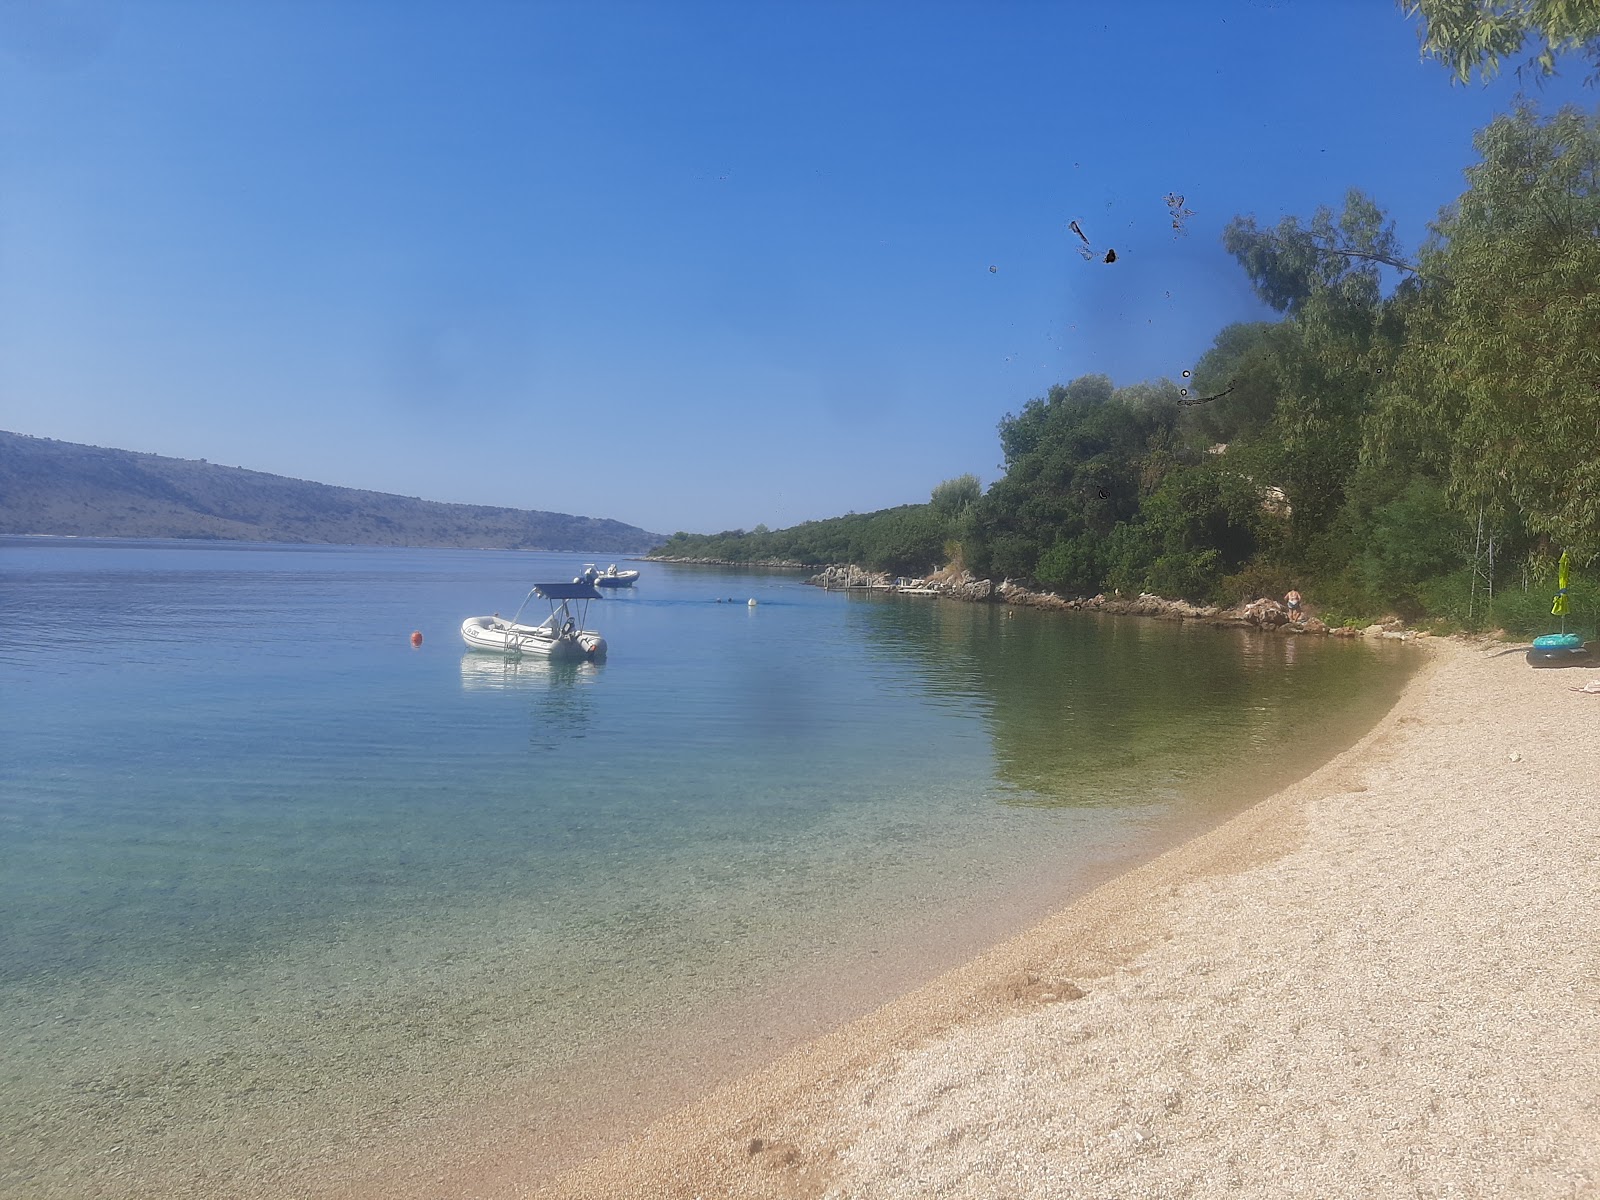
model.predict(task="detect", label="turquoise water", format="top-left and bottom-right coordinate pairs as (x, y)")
top-left (1, 538), bottom-right (1412, 1197)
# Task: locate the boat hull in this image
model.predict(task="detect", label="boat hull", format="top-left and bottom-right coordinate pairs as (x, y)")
top-left (460, 616), bottom-right (606, 659)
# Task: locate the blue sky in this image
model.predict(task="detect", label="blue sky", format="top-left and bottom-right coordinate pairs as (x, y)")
top-left (0, 1), bottom-right (1590, 535)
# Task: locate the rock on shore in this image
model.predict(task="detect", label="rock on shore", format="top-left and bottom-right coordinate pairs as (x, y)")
top-left (805, 567), bottom-right (1428, 640)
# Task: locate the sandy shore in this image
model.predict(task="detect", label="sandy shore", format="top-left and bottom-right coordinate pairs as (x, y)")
top-left (533, 639), bottom-right (1599, 1199)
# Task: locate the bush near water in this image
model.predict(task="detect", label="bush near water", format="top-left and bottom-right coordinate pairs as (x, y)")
top-left (654, 104), bottom-right (1600, 642)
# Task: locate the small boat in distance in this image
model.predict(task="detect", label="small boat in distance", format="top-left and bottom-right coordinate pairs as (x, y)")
top-left (582, 563), bottom-right (640, 588)
top-left (461, 580), bottom-right (607, 659)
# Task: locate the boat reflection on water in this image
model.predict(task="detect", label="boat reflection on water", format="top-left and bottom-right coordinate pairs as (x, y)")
top-left (458, 651), bottom-right (602, 692)
top-left (459, 651), bottom-right (601, 751)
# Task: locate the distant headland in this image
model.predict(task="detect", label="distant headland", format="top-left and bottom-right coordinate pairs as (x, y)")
top-left (0, 431), bottom-right (663, 552)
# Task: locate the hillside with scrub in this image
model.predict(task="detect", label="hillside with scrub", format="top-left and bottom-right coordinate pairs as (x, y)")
top-left (0, 431), bottom-right (662, 552)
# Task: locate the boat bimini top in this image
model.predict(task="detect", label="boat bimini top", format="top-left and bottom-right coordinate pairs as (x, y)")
top-left (529, 582), bottom-right (604, 602)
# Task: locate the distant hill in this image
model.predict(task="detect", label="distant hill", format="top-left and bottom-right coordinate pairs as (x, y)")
top-left (0, 431), bottom-right (664, 552)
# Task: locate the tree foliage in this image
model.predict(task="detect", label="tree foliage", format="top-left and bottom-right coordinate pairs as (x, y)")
top-left (1384, 103), bottom-right (1600, 556)
top-left (1221, 191), bottom-right (1414, 543)
top-left (1404, 0), bottom-right (1600, 84)
top-left (1182, 322), bottom-right (1290, 446)
top-left (652, 105), bottom-right (1598, 629)
top-left (654, 504), bottom-right (955, 576)
top-left (930, 473), bottom-right (982, 517)
top-left (959, 376), bottom-right (1265, 600)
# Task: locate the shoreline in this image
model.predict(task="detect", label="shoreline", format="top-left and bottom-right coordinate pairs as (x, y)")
top-left (648, 556), bottom-right (1431, 642)
top-left (534, 637), bottom-right (1600, 1198)
top-left (305, 626), bottom-right (1415, 1200)
top-left (320, 629), bottom-right (1414, 1200)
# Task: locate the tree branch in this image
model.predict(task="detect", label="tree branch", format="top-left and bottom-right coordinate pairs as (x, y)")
top-left (1310, 243), bottom-right (1429, 277)
top-left (1178, 383), bottom-right (1237, 408)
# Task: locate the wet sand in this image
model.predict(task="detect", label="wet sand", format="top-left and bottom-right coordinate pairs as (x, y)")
top-left (531, 639), bottom-right (1600, 1199)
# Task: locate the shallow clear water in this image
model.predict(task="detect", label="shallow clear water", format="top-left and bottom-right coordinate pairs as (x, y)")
top-left (0, 538), bottom-right (1413, 1197)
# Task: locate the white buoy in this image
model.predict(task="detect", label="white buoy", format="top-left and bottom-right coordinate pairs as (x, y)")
top-left (748, 598), bottom-right (757, 606)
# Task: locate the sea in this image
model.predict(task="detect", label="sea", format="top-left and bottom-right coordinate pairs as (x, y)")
top-left (0, 538), bottom-right (1414, 1198)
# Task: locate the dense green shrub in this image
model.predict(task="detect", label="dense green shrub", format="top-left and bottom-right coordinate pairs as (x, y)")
top-left (1146, 549), bottom-right (1224, 601)
top-left (1214, 560), bottom-right (1299, 607)
top-left (1414, 568), bottom-right (1477, 626)
top-left (1488, 577), bottom-right (1599, 639)
top-left (1358, 480), bottom-right (1462, 612)
top-left (1034, 534), bottom-right (1103, 594)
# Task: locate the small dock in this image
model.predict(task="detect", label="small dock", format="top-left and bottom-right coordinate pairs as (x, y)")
top-left (813, 566), bottom-right (944, 594)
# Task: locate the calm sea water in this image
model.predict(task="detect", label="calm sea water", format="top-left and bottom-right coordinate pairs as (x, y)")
top-left (1, 538), bottom-right (1412, 1197)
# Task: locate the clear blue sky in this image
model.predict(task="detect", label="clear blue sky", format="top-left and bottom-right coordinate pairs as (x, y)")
top-left (0, 1), bottom-right (1589, 535)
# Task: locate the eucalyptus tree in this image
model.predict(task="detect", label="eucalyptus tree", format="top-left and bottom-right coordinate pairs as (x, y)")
top-left (1383, 103), bottom-right (1600, 558)
top-left (1403, 0), bottom-right (1600, 84)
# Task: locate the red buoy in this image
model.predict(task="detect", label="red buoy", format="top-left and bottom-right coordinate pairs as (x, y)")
top-left (410, 630), bottom-right (423, 647)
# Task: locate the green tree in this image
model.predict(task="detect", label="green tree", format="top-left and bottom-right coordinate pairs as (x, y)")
top-left (930, 474), bottom-right (982, 517)
top-left (1385, 103), bottom-right (1600, 557)
top-left (971, 376), bottom-right (1188, 586)
top-left (1182, 321), bottom-right (1293, 446)
top-left (1403, 0), bottom-right (1600, 84)
top-left (1222, 190), bottom-right (1411, 544)
top-left (1035, 533), bottom-right (1103, 594)
top-left (1099, 463), bottom-right (1268, 601)
top-left (1358, 478), bottom-right (1464, 610)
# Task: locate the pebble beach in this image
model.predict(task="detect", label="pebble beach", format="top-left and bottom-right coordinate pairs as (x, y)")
top-left (530, 638), bottom-right (1600, 1199)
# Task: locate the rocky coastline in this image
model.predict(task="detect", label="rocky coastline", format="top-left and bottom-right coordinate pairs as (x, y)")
top-left (645, 556), bottom-right (1426, 641)
top-left (806, 564), bottom-right (1429, 642)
